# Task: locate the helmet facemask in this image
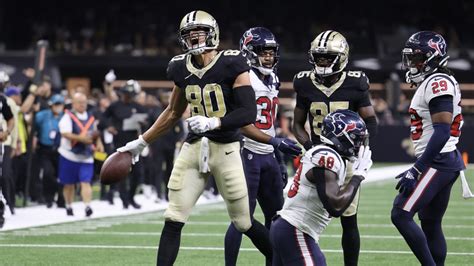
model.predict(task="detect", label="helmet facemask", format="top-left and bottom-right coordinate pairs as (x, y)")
top-left (309, 51), bottom-right (343, 77)
top-left (179, 26), bottom-right (217, 55)
top-left (242, 41), bottom-right (279, 75)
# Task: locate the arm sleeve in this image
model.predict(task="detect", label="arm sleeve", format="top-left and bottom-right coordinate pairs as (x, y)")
top-left (414, 95), bottom-right (453, 172)
top-left (220, 85), bottom-right (257, 130)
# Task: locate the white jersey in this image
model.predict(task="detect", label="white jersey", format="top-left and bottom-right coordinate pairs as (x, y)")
top-left (409, 73), bottom-right (463, 157)
top-left (243, 70), bottom-right (280, 154)
top-left (278, 145), bottom-right (347, 242)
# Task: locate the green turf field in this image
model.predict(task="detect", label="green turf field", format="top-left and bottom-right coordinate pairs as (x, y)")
top-left (0, 167), bottom-right (473, 265)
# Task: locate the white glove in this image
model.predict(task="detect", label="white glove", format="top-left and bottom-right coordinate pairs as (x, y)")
top-left (105, 69), bottom-right (116, 83)
top-left (186, 116), bottom-right (220, 133)
top-left (117, 135), bottom-right (148, 164)
top-left (352, 145), bottom-right (373, 180)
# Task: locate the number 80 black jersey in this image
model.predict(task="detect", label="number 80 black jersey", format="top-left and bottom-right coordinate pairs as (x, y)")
top-left (167, 50), bottom-right (251, 143)
top-left (293, 70), bottom-right (372, 145)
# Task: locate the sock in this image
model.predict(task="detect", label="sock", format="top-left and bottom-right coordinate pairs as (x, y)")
top-left (421, 219), bottom-right (447, 265)
top-left (340, 214), bottom-right (360, 266)
top-left (243, 219), bottom-right (272, 259)
top-left (157, 221), bottom-right (185, 266)
top-left (391, 208), bottom-right (436, 265)
top-left (224, 223), bottom-right (243, 266)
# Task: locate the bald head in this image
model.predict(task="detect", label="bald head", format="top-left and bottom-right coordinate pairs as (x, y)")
top-left (72, 92), bottom-right (88, 113)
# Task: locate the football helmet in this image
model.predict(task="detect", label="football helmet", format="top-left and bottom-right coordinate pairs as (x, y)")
top-left (178, 10), bottom-right (219, 55)
top-left (119, 79), bottom-right (141, 95)
top-left (309, 31), bottom-right (349, 77)
top-left (240, 27), bottom-right (279, 75)
top-left (402, 31), bottom-right (449, 84)
top-left (320, 109), bottom-right (368, 158)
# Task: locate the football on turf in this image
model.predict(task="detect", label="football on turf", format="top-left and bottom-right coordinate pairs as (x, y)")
top-left (100, 151), bottom-right (132, 184)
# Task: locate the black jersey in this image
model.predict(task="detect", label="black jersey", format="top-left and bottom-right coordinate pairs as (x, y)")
top-left (167, 50), bottom-right (251, 143)
top-left (294, 70), bottom-right (372, 145)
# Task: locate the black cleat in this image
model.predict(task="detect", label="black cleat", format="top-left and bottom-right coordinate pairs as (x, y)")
top-left (66, 207), bottom-right (74, 216)
top-left (130, 201), bottom-right (141, 209)
top-left (0, 201), bottom-right (5, 228)
top-left (85, 206), bottom-right (93, 217)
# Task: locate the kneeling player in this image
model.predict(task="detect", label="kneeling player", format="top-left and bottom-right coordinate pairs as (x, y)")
top-left (270, 110), bottom-right (373, 266)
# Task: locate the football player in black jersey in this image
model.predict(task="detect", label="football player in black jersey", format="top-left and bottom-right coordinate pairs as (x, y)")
top-left (292, 30), bottom-right (378, 266)
top-left (117, 10), bottom-right (286, 265)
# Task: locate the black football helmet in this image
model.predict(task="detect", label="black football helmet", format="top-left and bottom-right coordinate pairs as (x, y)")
top-left (320, 109), bottom-right (368, 158)
top-left (402, 31), bottom-right (449, 84)
top-left (240, 27), bottom-right (279, 75)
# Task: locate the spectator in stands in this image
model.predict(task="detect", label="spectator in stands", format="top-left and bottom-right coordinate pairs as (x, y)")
top-left (58, 92), bottom-right (103, 216)
top-left (34, 94), bottom-right (66, 208)
top-left (372, 96), bottom-right (395, 125)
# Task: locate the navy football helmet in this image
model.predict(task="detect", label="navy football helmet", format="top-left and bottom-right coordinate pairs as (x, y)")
top-left (240, 27), bottom-right (279, 75)
top-left (402, 31), bottom-right (449, 84)
top-left (320, 110), bottom-right (368, 158)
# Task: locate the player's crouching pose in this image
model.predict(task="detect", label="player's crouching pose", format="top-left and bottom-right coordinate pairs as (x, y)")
top-left (117, 10), bottom-right (282, 265)
top-left (271, 110), bottom-right (372, 266)
top-left (391, 31), bottom-right (465, 266)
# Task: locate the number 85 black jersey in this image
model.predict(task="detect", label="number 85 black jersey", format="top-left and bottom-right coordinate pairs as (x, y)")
top-left (294, 70), bottom-right (372, 145)
top-left (167, 50), bottom-right (250, 143)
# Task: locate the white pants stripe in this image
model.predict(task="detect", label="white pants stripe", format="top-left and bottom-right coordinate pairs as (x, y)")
top-left (295, 228), bottom-right (314, 266)
top-left (403, 168), bottom-right (437, 212)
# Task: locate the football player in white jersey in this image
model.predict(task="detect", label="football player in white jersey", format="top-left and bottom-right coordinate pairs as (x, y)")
top-left (391, 31), bottom-right (465, 266)
top-left (225, 27), bottom-right (301, 266)
top-left (271, 110), bottom-right (373, 266)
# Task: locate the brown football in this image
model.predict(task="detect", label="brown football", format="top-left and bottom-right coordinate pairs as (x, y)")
top-left (100, 151), bottom-right (133, 184)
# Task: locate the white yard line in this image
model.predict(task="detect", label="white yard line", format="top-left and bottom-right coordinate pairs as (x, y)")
top-left (0, 243), bottom-right (472, 256)
top-left (7, 230), bottom-right (474, 241)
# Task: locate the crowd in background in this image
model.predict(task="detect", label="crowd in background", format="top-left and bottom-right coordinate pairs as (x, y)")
top-left (0, 69), bottom-right (194, 216)
top-left (1, 1), bottom-right (473, 59)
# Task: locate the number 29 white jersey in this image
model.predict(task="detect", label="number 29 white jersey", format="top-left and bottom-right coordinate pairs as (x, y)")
top-left (278, 145), bottom-right (347, 242)
top-left (409, 73), bottom-right (463, 157)
top-left (243, 70), bottom-right (280, 154)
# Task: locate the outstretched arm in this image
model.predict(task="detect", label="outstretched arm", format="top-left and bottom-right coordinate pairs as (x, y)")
top-left (142, 85), bottom-right (188, 143)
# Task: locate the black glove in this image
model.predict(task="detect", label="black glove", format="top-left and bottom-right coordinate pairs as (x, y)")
top-left (395, 167), bottom-right (421, 196)
top-left (269, 137), bottom-right (302, 157)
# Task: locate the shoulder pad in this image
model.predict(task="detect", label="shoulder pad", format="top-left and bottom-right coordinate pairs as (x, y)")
top-left (222, 49), bottom-right (243, 57)
top-left (422, 73), bottom-right (456, 101)
top-left (306, 145), bottom-right (344, 172)
top-left (294, 71), bottom-right (312, 81)
top-left (170, 54), bottom-right (186, 62)
top-left (345, 71), bottom-right (369, 91)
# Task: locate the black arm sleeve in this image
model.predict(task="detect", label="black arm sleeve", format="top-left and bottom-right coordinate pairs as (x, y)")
top-left (312, 167), bottom-right (363, 217)
top-left (363, 116), bottom-right (377, 141)
top-left (220, 85), bottom-right (257, 130)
